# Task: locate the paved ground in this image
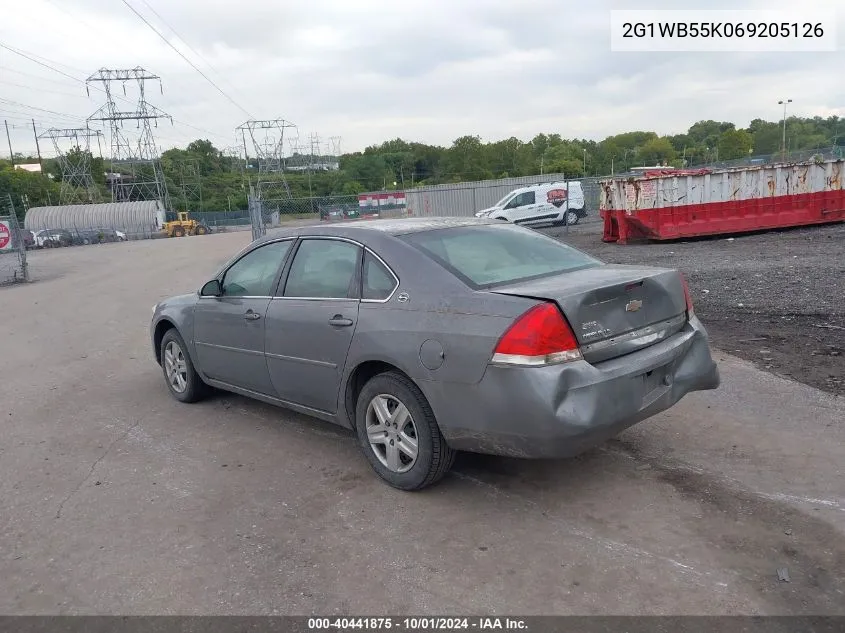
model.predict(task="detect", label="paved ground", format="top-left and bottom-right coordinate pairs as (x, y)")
top-left (1, 231), bottom-right (843, 615)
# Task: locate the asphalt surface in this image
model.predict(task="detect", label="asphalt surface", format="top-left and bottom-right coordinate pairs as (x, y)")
top-left (1, 231), bottom-right (843, 615)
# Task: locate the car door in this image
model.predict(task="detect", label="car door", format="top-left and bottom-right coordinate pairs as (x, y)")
top-left (193, 239), bottom-right (294, 395)
top-left (503, 191), bottom-right (538, 222)
top-left (264, 237), bottom-right (362, 413)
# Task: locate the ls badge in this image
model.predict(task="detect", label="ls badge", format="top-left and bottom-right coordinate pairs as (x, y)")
top-left (625, 299), bottom-right (643, 313)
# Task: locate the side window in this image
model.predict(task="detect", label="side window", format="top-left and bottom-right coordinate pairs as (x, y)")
top-left (284, 239), bottom-right (361, 299)
top-left (504, 191), bottom-right (535, 209)
top-left (362, 251), bottom-right (398, 301)
top-left (221, 240), bottom-right (292, 297)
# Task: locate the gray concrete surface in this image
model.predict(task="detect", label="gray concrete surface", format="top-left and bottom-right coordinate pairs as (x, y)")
top-left (1, 232), bottom-right (843, 615)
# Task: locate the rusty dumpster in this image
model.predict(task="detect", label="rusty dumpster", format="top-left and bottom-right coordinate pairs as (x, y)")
top-left (600, 159), bottom-right (845, 243)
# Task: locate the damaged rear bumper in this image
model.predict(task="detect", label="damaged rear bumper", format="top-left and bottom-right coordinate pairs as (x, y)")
top-left (428, 315), bottom-right (720, 459)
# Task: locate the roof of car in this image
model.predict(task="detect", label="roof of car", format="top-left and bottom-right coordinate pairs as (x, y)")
top-left (255, 216), bottom-right (500, 245)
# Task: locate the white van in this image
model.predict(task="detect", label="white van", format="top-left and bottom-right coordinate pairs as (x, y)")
top-left (474, 181), bottom-right (586, 226)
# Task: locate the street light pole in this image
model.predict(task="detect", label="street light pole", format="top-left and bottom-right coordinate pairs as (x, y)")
top-left (778, 98), bottom-right (792, 161)
top-left (582, 148), bottom-right (587, 176)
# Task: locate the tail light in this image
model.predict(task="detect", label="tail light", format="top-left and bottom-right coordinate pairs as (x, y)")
top-left (492, 303), bottom-right (582, 366)
top-left (680, 274), bottom-right (694, 316)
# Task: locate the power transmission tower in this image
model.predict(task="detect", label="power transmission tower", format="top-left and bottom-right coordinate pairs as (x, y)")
top-left (177, 159), bottom-right (203, 212)
top-left (222, 145), bottom-right (244, 174)
top-left (39, 127), bottom-right (105, 204)
top-left (236, 119), bottom-right (295, 200)
top-left (328, 136), bottom-right (342, 158)
top-left (86, 67), bottom-right (172, 209)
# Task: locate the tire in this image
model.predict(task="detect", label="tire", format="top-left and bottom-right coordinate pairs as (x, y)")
top-left (172, 226), bottom-right (185, 238)
top-left (355, 371), bottom-right (455, 491)
top-left (195, 225), bottom-right (208, 236)
top-left (564, 210), bottom-right (580, 226)
top-left (160, 328), bottom-right (209, 403)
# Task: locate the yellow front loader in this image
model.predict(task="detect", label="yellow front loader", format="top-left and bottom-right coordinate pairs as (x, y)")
top-left (162, 212), bottom-right (209, 238)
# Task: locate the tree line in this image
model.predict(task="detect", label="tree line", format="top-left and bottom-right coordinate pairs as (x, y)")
top-left (1, 115), bottom-right (842, 218)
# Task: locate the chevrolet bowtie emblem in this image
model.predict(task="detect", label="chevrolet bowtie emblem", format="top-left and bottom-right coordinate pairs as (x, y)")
top-left (626, 299), bottom-right (643, 312)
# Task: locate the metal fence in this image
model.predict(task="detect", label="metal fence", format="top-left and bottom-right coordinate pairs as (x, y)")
top-left (686, 145), bottom-right (845, 171)
top-left (1, 195), bottom-right (29, 285)
top-left (399, 174), bottom-right (603, 222)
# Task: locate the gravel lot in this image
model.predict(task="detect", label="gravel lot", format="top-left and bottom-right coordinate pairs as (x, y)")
top-left (0, 229), bottom-right (843, 616)
top-left (547, 220), bottom-right (845, 397)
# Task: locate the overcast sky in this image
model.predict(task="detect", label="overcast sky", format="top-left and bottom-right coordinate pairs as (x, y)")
top-left (1, 0), bottom-right (842, 158)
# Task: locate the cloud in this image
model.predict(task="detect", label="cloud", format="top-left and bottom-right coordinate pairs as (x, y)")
top-left (1, 0), bottom-right (843, 157)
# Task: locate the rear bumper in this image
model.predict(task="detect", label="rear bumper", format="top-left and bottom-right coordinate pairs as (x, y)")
top-left (428, 314), bottom-right (719, 458)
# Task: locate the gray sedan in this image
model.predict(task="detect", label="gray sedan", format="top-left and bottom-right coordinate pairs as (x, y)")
top-left (151, 218), bottom-right (719, 490)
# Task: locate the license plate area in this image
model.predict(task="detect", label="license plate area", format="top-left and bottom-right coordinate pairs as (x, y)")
top-left (641, 364), bottom-right (671, 405)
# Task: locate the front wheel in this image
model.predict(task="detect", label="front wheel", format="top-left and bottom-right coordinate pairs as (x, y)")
top-left (355, 372), bottom-right (455, 491)
top-left (160, 329), bottom-right (209, 403)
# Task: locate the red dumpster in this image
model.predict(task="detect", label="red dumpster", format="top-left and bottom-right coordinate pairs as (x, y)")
top-left (600, 159), bottom-right (845, 244)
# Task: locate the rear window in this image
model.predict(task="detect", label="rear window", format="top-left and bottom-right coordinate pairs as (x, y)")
top-left (402, 224), bottom-right (601, 288)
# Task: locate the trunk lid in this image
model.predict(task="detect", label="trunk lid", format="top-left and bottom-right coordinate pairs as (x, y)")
top-left (490, 265), bottom-right (688, 363)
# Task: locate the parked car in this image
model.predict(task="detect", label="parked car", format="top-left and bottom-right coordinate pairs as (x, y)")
top-left (151, 218), bottom-right (719, 490)
top-left (320, 205), bottom-right (361, 222)
top-left (71, 228), bottom-right (126, 245)
top-left (475, 181), bottom-right (587, 226)
top-left (12, 228), bottom-right (35, 249)
top-left (33, 229), bottom-right (73, 248)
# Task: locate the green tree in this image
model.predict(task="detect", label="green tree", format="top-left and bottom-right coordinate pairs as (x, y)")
top-left (638, 137), bottom-right (677, 165)
top-left (718, 128), bottom-right (754, 160)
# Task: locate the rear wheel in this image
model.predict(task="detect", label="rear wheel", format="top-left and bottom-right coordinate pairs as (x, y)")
top-left (355, 371), bottom-right (455, 490)
top-left (160, 329), bottom-right (208, 403)
top-left (565, 210), bottom-right (579, 226)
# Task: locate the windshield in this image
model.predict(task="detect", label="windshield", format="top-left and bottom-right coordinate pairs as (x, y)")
top-left (402, 224), bottom-right (601, 288)
top-left (494, 192), bottom-right (517, 207)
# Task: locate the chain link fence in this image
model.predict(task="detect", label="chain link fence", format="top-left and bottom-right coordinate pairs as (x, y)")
top-left (682, 145), bottom-right (845, 171)
top-left (1, 195), bottom-right (29, 285)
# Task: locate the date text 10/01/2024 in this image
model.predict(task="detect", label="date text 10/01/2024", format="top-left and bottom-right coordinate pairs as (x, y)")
top-left (307, 617), bottom-right (528, 630)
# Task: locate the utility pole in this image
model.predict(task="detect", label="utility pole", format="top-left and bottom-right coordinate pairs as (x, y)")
top-left (5, 120), bottom-right (14, 167)
top-left (87, 68), bottom-right (172, 208)
top-left (582, 148), bottom-right (587, 176)
top-left (39, 127), bottom-right (104, 203)
top-left (778, 98), bottom-right (792, 161)
top-left (236, 119), bottom-right (296, 201)
top-left (31, 119), bottom-right (44, 175)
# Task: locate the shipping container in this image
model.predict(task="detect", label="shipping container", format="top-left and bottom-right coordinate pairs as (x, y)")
top-left (599, 159), bottom-right (844, 243)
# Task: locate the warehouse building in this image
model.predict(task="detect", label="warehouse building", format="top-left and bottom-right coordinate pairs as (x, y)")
top-left (24, 201), bottom-right (166, 239)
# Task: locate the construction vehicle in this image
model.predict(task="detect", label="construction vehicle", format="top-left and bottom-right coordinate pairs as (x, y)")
top-left (162, 211), bottom-right (210, 238)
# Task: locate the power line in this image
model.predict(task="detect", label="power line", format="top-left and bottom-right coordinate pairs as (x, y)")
top-left (0, 98), bottom-right (85, 121)
top-left (2, 41), bottom-right (234, 144)
top-left (118, 0), bottom-right (255, 119)
top-left (136, 0), bottom-right (248, 105)
top-left (0, 65), bottom-right (92, 89)
top-left (0, 43), bottom-right (85, 84)
top-left (0, 81), bottom-right (89, 100)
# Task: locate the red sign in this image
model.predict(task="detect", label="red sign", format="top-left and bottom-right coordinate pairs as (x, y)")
top-left (0, 221), bottom-right (11, 251)
top-left (547, 188), bottom-right (568, 208)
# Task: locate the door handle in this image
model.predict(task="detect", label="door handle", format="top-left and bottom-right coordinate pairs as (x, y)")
top-left (328, 315), bottom-right (354, 327)
top-left (244, 311), bottom-right (262, 321)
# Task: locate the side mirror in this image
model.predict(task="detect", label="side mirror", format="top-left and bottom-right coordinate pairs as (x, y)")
top-left (200, 279), bottom-right (222, 297)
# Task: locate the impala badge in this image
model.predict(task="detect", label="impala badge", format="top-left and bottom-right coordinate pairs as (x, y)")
top-left (626, 299), bottom-right (643, 313)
